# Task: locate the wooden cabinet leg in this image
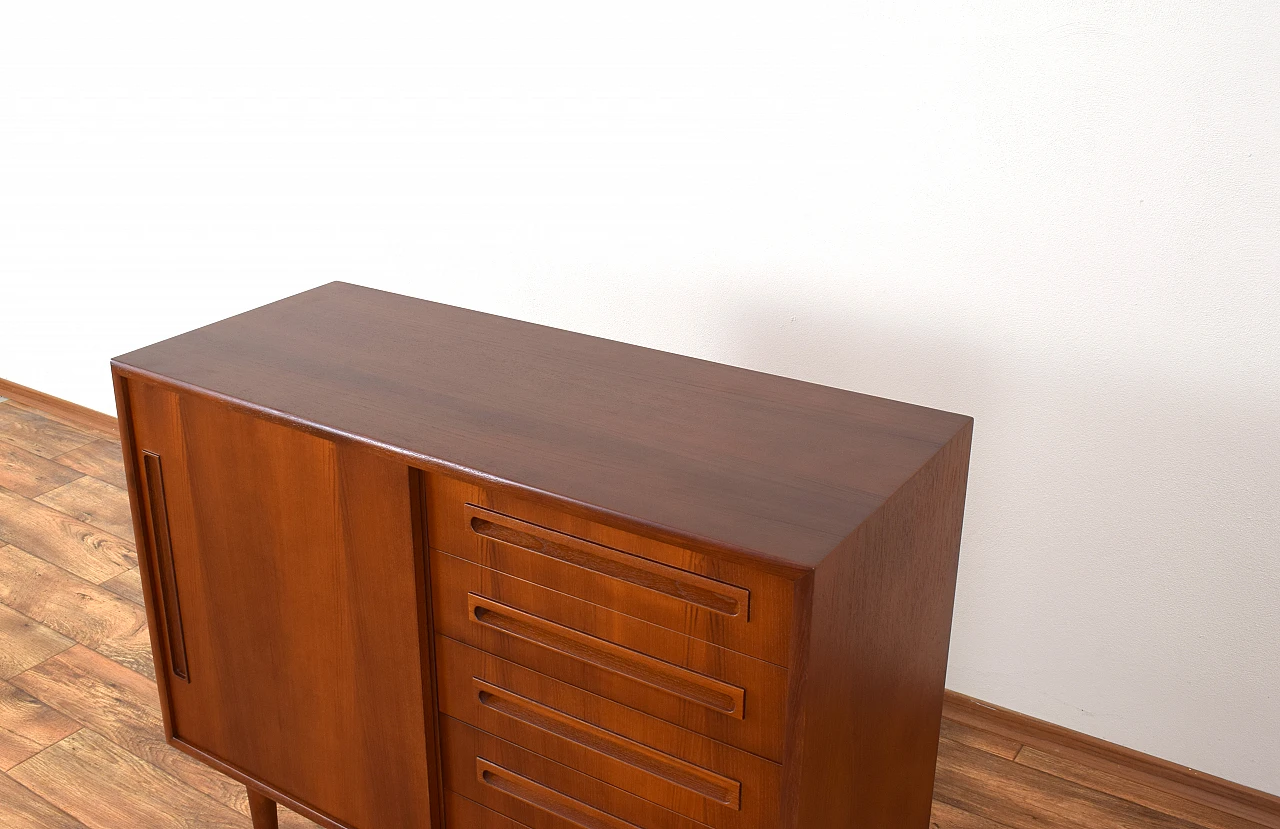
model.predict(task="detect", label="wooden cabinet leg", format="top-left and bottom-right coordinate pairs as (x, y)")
top-left (247, 788), bottom-right (278, 829)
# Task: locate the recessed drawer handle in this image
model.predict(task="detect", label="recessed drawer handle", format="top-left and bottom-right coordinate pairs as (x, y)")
top-left (468, 594), bottom-right (746, 719)
top-left (474, 678), bottom-right (741, 808)
top-left (465, 504), bottom-right (749, 619)
top-left (477, 757), bottom-right (640, 829)
top-left (142, 452), bottom-right (189, 682)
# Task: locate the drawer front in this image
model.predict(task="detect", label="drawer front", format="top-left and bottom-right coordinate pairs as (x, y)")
top-left (436, 635), bottom-right (782, 829)
top-left (445, 790), bottom-right (536, 829)
top-left (443, 716), bottom-right (736, 829)
top-left (426, 474), bottom-right (795, 667)
top-left (431, 550), bottom-right (788, 762)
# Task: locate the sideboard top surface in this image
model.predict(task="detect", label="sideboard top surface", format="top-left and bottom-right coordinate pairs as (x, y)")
top-left (113, 281), bottom-right (970, 570)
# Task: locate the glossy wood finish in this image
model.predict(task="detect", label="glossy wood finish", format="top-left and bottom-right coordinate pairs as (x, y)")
top-left (473, 677), bottom-right (743, 809)
top-left (465, 505), bottom-right (750, 619)
top-left (248, 790), bottom-right (278, 829)
top-left (112, 281), bottom-right (970, 571)
top-left (430, 547), bottom-right (789, 763)
top-left (118, 378), bottom-right (436, 828)
top-left (427, 475), bottom-right (796, 667)
top-left (466, 592), bottom-right (748, 720)
top-left (791, 423), bottom-right (973, 829)
top-left (106, 283), bottom-right (976, 828)
top-left (435, 636), bottom-right (782, 826)
top-left (443, 716), bottom-right (726, 829)
top-left (2, 391), bottom-right (1279, 828)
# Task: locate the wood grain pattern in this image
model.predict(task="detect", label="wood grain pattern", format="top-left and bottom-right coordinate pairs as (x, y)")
top-left (107, 284), bottom-right (974, 827)
top-left (443, 715), bottom-right (719, 829)
top-left (933, 736), bottom-right (1209, 829)
top-left (466, 504), bottom-right (750, 618)
top-left (0, 771), bottom-right (89, 829)
top-left (0, 402), bottom-right (98, 460)
top-left (1015, 746), bottom-right (1266, 829)
top-left (0, 678), bottom-right (80, 769)
top-left (101, 567), bottom-right (145, 606)
top-left (941, 717), bottom-right (1025, 762)
top-left (476, 757), bottom-right (638, 829)
top-left (429, 474), bottom-right (797, 666)
top-left (445, 790), bottom-right (547, 829)
top-left (9, 728), bottom-right (246, 829)
top-left (0, 391), bottom-right (1276, 829)
top-left (0, 600), bottom-right (73, 679)
top-left (112, 281), bottom-right (970, 570)
top-left (53, 440), bottom-right (128, 490)
top-left (431, 548), bottom-right (789, 762)
top-left (929, 799), bottom-right (1015, 829)
top-left (943, 692), bottom-right (1280, 829)
top-left (0, 378), bottom-right (118, 440)
top-left (123, 380), bottom-right (438, 829)
top-left (0, 486), bottom-right (135, 584)
top-left (35, 476), bottom-right (135, 540)
top-left (479, 674), bottom-right (740, 802)
top-left (791, 422), bottom-right (973, 829)
top-left (0, 544), bottom-right (154, 680)
top-left (11, 646), bottom-right (256, 820)
top-left (466, 676), bottom-right (763, 829)
top-left (467, 593), bottom-right (747, 721)
top-left (93, 286), bottom-right (1280, 829)
top-left (0, 442), bottom-right (84, 498)
top-left (436, 635), bottom-right (782, 828)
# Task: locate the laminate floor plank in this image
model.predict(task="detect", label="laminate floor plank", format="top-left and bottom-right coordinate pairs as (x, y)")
top-left (0, 727), bottom-right (57, 773)
top-left (36, 476), bottom-right (135, 541)
top-left (0, 403), bottom-right (97, 460)
top-left (935, 738), bottom-right (1211, 829)
top-left (0, 443), bottom-right (84, 499)
top-left (0, 545), bottom-right (154, 680)
top-left (941, 717), bottom-right (1025, 761)
top-left (13, 646), bottom-right (253, 820)
top-left (53, 440), bottom-right (128, 491)
top-left (0, 600), bottom-right (74, 679)
top-left (9, 728), bottom-right (247, 829)
top-left (945, 695), bottom-right (1280, 829)
top-left (1017, 746), bottom-right (1267, 829)
top-left (100, 567), bottom-right (145, 607)
top-left (12, 646), bottom-right (322, 828)
top-left (0, 400), bottom-right (117, 443)
top-left (931, 799), bottom-right (1019, 829)
top-left (0, 486), bottom-right (135, 584)
top-left (0, 771), bottom-right (90, 829)
top-left (0, 678), bottom-right (81, 770)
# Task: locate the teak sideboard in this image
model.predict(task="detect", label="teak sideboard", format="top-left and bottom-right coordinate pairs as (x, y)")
top-left (111, 282), bottom-right (973, 829)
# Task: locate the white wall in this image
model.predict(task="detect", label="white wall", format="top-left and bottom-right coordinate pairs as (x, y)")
top-left (2, 1), bottom-right (1277, 795)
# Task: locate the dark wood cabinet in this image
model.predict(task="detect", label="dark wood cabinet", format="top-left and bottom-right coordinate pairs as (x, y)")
top-left (112, 282), bottom-right (972, 829)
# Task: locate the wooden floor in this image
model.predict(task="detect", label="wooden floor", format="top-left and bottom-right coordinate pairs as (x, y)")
top-left (0, 394), bottom-right (1274, 829)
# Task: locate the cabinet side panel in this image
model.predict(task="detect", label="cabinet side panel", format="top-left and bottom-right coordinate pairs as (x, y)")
top-left (125, 383), bottom-right (435, 828)
top-left (794, 421), bottom-right (972, 829)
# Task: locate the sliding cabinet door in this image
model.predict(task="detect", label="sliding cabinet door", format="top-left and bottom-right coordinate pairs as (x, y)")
top-left (119, 375), bottom-right (437, 828)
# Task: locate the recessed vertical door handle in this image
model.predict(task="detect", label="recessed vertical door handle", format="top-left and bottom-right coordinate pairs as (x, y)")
top-left (142, 451), bottom-right (190, 681)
